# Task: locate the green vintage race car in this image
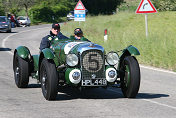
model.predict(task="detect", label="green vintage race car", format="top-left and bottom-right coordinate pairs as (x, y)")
top-left (13, 37), bottom-right (140, 100)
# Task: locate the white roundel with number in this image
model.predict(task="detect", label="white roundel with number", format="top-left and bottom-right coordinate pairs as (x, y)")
top-left (64, 42), bottom-right (83, 54)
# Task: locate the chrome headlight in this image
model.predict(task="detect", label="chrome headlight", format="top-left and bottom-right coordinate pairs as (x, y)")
top-left (66, 54), bottom-right (78, 67)
top-left (106, 52), bottom-right (119, 65)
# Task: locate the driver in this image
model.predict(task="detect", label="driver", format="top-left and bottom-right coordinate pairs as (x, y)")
top-left (39, 23), bottom-right (68, 51)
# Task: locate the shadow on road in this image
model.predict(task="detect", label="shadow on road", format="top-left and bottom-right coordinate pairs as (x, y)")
top-left (25, 84), bottom-right (170, 101)
top-left (137, 93), bottom-right (169, 99)
top-left (0, 31), bottom-right (18, 33)
top-left (28, 84), bottom-right (41, 88)
top-left (55, 87), bottom-right (124, 101)
top-left (0, 48), bottom-right (11, 51)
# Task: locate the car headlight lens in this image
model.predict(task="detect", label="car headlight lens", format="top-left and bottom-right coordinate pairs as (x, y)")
top-left (106, 52), bottom-right (119, 65)
top-left (66, 54), bottom-right (78, 67)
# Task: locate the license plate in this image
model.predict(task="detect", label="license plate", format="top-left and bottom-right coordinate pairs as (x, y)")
top-left (82, 79), bottom-right (107, 86)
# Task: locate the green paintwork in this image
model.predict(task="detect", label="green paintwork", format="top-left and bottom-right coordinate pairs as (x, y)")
top-left (126, 45), bottom-right (140, 56)
top-left (65, 68), bottom-right (80, 85)
top-left (32, 55), bottom-right (39, 71)
top-left (117, 45), bottom-right (140, 70)
top-left (50, 39), bottom-right (89, 65)
top-left (42, 48), bottom-right (55, 59)
top-left (16, 46), bottom-right (30, 59)
top-left (105, 65), bottom-right (114, 70)
top-left (65, 68), bottom-right (72, 84)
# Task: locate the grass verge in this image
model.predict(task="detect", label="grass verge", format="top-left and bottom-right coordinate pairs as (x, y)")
top-left (61, 11), bottom-right (176, 71)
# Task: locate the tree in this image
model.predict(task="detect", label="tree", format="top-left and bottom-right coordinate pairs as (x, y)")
top-left (0, 0), bottom-right (5, 15)
top-left (1, 0), bottom-right (36, 16)
top-left (81, 0), bottom-right (124, 15)
top-left (2, 0), bottom-right (20, 15)
top-left (17, 0), bottom-right (36, 17)
top-left (153, 0), bottom-right (176, 11)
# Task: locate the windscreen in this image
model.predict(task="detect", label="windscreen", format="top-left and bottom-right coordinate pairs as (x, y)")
top-left (0, 17), bottom-right (7, 22)
top-left (18, 17), bottom-right (26, 20)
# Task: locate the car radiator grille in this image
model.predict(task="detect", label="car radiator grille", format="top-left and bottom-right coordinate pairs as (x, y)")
top-left (81, 50), bottom-right (105, 79)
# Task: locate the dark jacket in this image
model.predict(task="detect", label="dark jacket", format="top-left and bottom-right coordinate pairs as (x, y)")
top-left (57, 32), bottom-right (69, 39)
top-left (40, 31), bottom-right (68, 51)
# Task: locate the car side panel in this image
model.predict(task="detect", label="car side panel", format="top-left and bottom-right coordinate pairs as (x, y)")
top-left (32, 55), bottom-right (39, 71)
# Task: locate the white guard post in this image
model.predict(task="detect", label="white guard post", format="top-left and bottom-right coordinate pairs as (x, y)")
top-left (104, 29), bottom-right (108, 42)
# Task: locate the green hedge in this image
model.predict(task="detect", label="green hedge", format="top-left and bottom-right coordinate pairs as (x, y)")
top-left (153, 0), bottom-right (176, 11)
top-left (29, 6), bottom-right (54, 23)
top-left (118, 0), bottom-right (176, 12)
top-left (0, 5), bottom-right (5, 15)
top-left (29, 1), bottom-right (73, 23)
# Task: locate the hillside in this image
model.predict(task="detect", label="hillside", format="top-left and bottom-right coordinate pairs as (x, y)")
top-left (62, 11), bottom-right (176, 71)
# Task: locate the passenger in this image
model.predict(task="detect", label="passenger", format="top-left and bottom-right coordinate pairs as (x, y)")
top-left (70, 28), bottom-right (90, 42)
top-left (39, 23), bottom-right (68, 51)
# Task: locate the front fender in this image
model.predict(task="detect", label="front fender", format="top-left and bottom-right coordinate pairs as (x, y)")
top-left (119, 45), bottom-right (140, 59)
top-left (41, 48), bottom-right (55, 59)
top-left (117, 45), bottom-right (140, 70)
top-left (126, 45), bottom-right (140, 56)
top-left (15, 46), bottom-right (30, 59)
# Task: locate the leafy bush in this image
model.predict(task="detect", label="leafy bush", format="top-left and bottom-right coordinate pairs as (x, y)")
top-left (29, 5), bottom-right (54, 23)
top-left (29, 0), bottom-right (73, 23)
top-left (82, 0), bottom-right (124, 15)
top-left (118, 1), bottom-right (138, 12)
top-left (153, 0), bottom-right (176, 11)
top-left (0, 5), bottom-right (5, 15)
top-left (52, 4), bottom-right (70, 20)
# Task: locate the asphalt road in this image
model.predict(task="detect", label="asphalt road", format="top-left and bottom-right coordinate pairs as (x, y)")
top-left (0, 25), bottom-right (176, 118)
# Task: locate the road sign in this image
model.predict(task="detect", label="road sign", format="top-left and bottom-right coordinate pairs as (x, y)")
top-left (74, 10), bottom-right (85, 21)
top-left (136, 0), bottom-right (157, 14)
top-left (74, 0), bottom-right (86, 10)
top-left (74, 0), bottom-right (86, 22)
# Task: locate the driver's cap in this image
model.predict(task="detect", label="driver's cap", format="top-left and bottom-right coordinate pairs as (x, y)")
top-left (74, 28), bottom-right (83, 35)
top-left (52, 23), bottom-right (60, 30)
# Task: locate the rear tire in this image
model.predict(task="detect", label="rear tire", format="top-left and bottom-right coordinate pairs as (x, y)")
top-left (13, 53), bottom-right (29, 88)
top-left (120, 56), bottom-right (140, 98)
top-left (40, 59), bottom-right (58, 100)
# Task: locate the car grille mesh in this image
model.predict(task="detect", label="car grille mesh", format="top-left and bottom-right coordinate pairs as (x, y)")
top-left (81, 50), bottom-right (105, 79)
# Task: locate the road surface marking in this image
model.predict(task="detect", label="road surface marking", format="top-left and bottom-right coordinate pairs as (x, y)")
top-left (140, 65), bottom-right (176, 75)
top-left (108, 88), bottom-right (176, 110)
top-left (2, 26), bottom-right (50, 55)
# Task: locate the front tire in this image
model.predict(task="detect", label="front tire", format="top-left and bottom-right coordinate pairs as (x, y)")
top-left (13, 53), bottom-right (29, 88)
top-left (120, 56), bottom-right (140, 98)
top-left (40, 59), bottom-right (58, 100)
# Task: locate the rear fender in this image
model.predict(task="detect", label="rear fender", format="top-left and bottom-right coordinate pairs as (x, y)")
top-left (14, 46), bottom-right (30, 59)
